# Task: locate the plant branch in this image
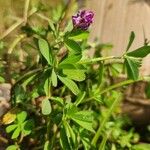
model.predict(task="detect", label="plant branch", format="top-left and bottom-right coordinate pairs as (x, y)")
top-left (92, 94), bottom-right (121, 146)
top-left (78, 56), bottom-right (120, 64)
top-left (24, 0), bottom-right (31, 24)
top-left (0, 7), bottom-right (37, 40)
top-left (91, 76), bottom-right (150, 146)
top-left (8, 34), bottom-right (26, 54)
top-left (99, 77), bottom-right (149, 95)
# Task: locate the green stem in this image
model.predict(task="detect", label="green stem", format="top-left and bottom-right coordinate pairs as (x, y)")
top-left (83, 76), bottom-right (150, 104)
top-left (92, 94), bottom-right (121, 146)
top-left (99, 133), bottom-right (109, 150)
top-left (91, 76), bottom-right (150, 147)
top-left (46, 116), bottom-right (51, 140)
top-left (99, 77), bottom-right (146, 95)
top-left (77, 56), bottom-right (119, 64)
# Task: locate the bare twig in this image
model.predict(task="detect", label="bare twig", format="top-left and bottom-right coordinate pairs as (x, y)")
top-left (0, 135), bottom-right (8, 144)
top-left (24, 0), bottom-right (31, 24)
top-left (8, 34), bottom-right (26, 54)
top-left (0, 7), bottom-right (37, 40)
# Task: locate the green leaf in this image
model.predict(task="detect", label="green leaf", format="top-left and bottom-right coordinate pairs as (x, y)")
top-left (38, 38), bottom-right (52, 65)
top-left (63, 120), bottom-right (76, 147)
top-left (51, 97), bottom-right (64, 107)
top-left (59, 54), bottom-right (82, 65)
top-left (6, 124), bottom-right (18, 133)
top-left (44, 141), bottom-right (50, 150)
top-left (99, 133), bottom-right (109, 150)
top-left (44, 77), bottom-right (50, 96)
top-left (79, 129), bottom-right (91, 150)
top-left (48, 21), bottom-right (55, 31)
top-left (17, 111), bottom-right (27, 123)
top-left (6, 145), bottom-right (18, 150)
top-left (67, 105), bottom-right (94, 132)
top-left (145, 82), bottom-right (150, 99)
top-left (64, 39), bottom-right (82, 54)
top-left (60, 125), bottom-right (71, 150)
top-left (127, 46), bottom-right (150, 58)
top-left (92, 92), bottom-right (121, 144)
top-left (22, 119), bottom-right (34, 136)
top-left (22, 74), bottom-right (37, 89)
top-left (11, 127), bottom-right (21, 139)
top-left (63, 69), bottom-right (86, 81)
top-left (68, 29), bottom-right (89, 41)
top-left (133, 144), bottom-right (150, 150)
top-left (58, 76), bottom-right (79, 95)
top-left (51, 69), bottom-right (57, 87)
top-left (110, 63), bottom-right (123, 77)
top-left (42, 99), bottom-right (52, 115)
top-left (74, 91), bottom-right (86, 106)
top-left (125, 56), bottom-right (142, 80)
top-left (126, 31), bottom-right (135, 52)
top-left (59, 64), bottom-right (75, 70)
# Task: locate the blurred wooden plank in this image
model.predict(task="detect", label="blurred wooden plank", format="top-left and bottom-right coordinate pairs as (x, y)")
top-left (87, 0), bottom-right (150, 75)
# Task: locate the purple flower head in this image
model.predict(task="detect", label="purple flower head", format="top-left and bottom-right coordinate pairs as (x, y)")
top-left (72, 10), bottom-right (94, 30)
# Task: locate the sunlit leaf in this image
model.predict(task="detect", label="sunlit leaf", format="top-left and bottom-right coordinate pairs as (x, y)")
top-left (63, 69), bottom-right (86, 81)
top-left (133, 144), bottom-right (150, 150)
top-left (51, 69), bottom-right (57, 87)
top-left (6, 124), bottom-right (18, 133)
top-left (60, 125), bottom-right (71, 150)
top-left (51, 97), bottom-right (64, 107)
top-left (64, 39), bottom-right (82, 54)
top-left (126, 31), bottom-right (135, 52)
top-left (63, 120), bottom-right (76, 147)
top-left (59, 54), bottom-right (82, 65)
top-left (58, 76), bottom-right (79, 95)
top-left (38, 38), bottom-right (52, 65)
top-left (74, 91), bottom-right (86, 106)
top-left (41, 98), bottom-right (52, 115)
top-left (125, 56), bottom-right (142, 80)
top-left (68, 29), bottom-right (89, 41)
top-left (44, 141), bottom-right (50, 150)
top-left (22, 119), bottom-right (34, 136)
top-left (6, 145), bottom-right (18, 150)
top-left (44, 77), bottom-right (50, 96)
top-left (11, 127), bottom-right (21, 139)
top-left (17, 111), bottom-right (27, 123)
top-left (127, 46), bottom-right (150, 58)
top-left (67, 104), bottom-right (94, 132)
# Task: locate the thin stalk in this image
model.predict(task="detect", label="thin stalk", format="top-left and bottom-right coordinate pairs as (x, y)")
top-left (91, 94), bottom-right (121, 146)
top-left (46, 116), bottom-right (51, 140)
top-left (0, 7), bottom-right (37, 40)
top-left (8, 34), bottom-right (26, 54)
top-left (83, 76), bottom-right (150, 104)
top-left (99, 133), bottom-right (109, 150)
top-left (77, 56), bottom-right (120, 64)
top-left (24, 0), bottom-right (31, 24)
top-left (0, 135), bottom-right (8, 144)
top-left (46, 79), bottom-right (52, 143)
top-left (0, 19), bottom-right (23, 40)
top-left (91, 76), bottom-right (150, 147)
top-left (99, 78), bottom-right (143, 95)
